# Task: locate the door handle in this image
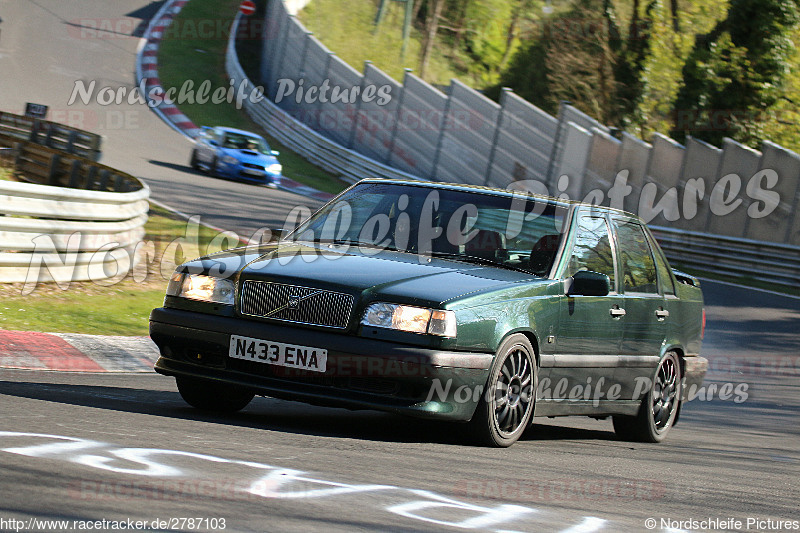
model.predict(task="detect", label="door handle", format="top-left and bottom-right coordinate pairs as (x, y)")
top-left (610, 306), bottom-right (626, 318)
top-left (655, 308), bottom-right (670, 320)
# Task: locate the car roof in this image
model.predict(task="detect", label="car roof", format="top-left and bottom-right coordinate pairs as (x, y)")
top-left (354, 178), bottom-right (639, 219)
top-left (215, 126), bottom-right (263, 138)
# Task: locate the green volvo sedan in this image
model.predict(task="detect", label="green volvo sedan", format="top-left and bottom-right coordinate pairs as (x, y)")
top-left (150, 179), bottom-right (707, 447)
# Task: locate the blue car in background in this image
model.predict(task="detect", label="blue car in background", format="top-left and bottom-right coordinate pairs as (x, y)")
top-left (190, 126), bottom-right (282, 187)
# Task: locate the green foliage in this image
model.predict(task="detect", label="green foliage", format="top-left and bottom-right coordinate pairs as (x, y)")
top-left (486, 36), bottom-right (554, 113)
top-left (638, 0), bottom-right (705, 136)
top-left (671, 0), bottom-right (799, 148)
top-left (767, 47), bottom-right (800, 153)
top-left (300, 0), bottom-right (461, 86)
top-left (463, 0), bottom-right (515, 69)
top-left (299, 0), bottom-right (544, 88)
top-left (492, 0), bottom-right (654, 127)
top-left (612, 0), bottom-right (656, 127)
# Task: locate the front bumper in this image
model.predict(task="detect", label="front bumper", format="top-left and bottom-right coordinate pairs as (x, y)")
top-left (150, 308), bottom-right (493, 421)
top-left (221, 162), bottom-right (279, 184)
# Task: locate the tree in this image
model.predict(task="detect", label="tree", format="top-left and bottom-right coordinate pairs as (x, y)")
top-left (419, 0), bottom-right (446, 78)
top-left (490, 0), bottom-right (656, 128)
top-left (671, 0), bottom-right (799, 147)
top-left (544, 0), bottom-right (620, 123)
top-left (612, 0), bottom-right (656, 127)
top-left (460, 0), bottom-right (536, 79)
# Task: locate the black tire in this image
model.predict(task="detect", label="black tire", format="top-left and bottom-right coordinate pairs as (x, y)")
top-left (189, 149), bottom-right (200, 170)
top-left (209, 156), bottom-right (220, 177)
top-left (176, 376), bottom-right (254, 413)
top-left (467, 334), bottom-right (537, 447)
top-left (613, 351), bottom-right (681, 443)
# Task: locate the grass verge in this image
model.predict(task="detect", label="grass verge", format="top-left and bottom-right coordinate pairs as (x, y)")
top-left (298, 0), bottom-right (489, 88)
top-left (0, 205), bottom-right (239, 336)
top-left (156, 0), bottom-right (349, 195)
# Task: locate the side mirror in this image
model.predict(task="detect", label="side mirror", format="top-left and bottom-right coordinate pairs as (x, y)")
top-left (567, 271), bottom-right (610, 296)
top-left (270, 150), bottom-right (280, 156)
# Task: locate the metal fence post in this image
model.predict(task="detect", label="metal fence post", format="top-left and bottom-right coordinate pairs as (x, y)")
top-left (348, 60), bottom-right (370, 149)
top-left (430, 82), bottom-right (453, 181)
top-left (545, 100), bottom-right (569, 189)
top-left (387, 68), bottom-right (412, 168)
top-left (700, 141), bottom-right (724, 234)
top-left (483, 87), bottom-right (510, 186)
top-left (261, 0), bottom-right (279, 85)
top-left (270, 15), bottom-right (293, 100)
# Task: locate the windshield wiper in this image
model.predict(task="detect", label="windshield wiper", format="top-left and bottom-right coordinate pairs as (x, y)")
top-left (426, 251), bottom-right (535, 275)
top-left (310, 238), bottom-right (399, 251)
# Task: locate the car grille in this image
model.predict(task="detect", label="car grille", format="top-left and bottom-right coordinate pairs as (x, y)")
top-left (239, 281), bottom-right (354, 329)
top-left (242, 163), bottom-right (265, 170)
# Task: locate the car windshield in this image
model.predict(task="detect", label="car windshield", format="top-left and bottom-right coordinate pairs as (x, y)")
top-left (220, 132), bottom-right (270, 154)
top-left (289, 182), bottom-right (568, 276)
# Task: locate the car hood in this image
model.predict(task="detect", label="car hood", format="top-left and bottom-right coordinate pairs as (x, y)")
top-left (221, 148), bottom-right (277, 165)
top-left (194, 242), bottom-right (545, 306)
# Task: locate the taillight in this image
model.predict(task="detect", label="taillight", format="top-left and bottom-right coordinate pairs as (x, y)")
top-left (701, 308), bottom-right (706, 339)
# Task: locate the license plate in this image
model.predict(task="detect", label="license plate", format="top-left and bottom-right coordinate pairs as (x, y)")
top-left (228, 335), bottom-right (327, 372)
top-left (242, 169), bottom-right (265, 176)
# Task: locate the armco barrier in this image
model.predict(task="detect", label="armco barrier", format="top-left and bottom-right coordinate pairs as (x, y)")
top-left (0, 111), bottom-right (102, 162)
top-left (0, 133), bottom-right (149, 286)
top-left (650, 226), bottom-right (800, 288)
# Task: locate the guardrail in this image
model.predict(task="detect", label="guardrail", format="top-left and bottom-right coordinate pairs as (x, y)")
top-left (0, 134), bottom-right (149, 287)
top-left (1, 111), bottom-right (102, 162)
top-left (650, 226), bottom-right (800, 288)
top-left (225, 14), bottom-right (423, 184)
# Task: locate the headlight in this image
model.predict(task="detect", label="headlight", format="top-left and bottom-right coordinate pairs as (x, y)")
top-left (267, 163), bottom-right (282, 174)
top-left (166, 272), bottom-right (235, 305)
top-left (221, 155), bottom-right (238, 165)
top-left (361, 303), bottom-right (456, 337)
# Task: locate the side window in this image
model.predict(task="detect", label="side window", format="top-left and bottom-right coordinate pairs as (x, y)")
top-left (564, 215), bottom-right (616, 289)
top-left (614, 222), bottom-right (658, 294)
top-left (648, 234), bottom-right (676, 296)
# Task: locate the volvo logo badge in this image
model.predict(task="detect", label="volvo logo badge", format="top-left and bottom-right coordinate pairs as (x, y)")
top-left (287, 294), bottom-right (301, 310)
